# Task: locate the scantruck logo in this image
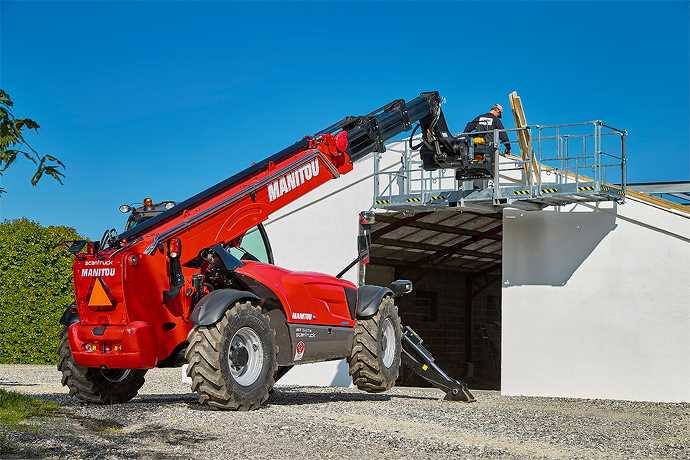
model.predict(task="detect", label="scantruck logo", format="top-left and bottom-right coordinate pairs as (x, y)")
top-left (267, 159), bottom-right (320, 202)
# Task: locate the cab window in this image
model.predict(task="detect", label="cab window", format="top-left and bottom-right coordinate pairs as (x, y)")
top-left (228, 225), bottom-right (273, 264)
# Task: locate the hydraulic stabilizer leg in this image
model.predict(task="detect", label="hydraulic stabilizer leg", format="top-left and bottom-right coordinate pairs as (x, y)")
top-left (401, 326), bottom-right (476, 402)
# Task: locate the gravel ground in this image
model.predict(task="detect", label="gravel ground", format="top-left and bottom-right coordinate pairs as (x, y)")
top-left (0, 365), bottom-right (688, 459)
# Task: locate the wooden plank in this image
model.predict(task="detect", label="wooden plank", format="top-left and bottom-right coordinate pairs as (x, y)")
top-left (369, 257), bottom-right (475, 273)
top-left (370, 212), bottom-right (431, 240)
top-left (509, 91), bottom-right (540, 183)
top-left (373, 214), bottom-right (502, 240)
top-left (374, 237), bottom-right (502, 260)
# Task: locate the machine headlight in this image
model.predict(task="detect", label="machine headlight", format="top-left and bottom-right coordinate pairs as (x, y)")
top-left (164, 202), bottom-right (175, 210)
top-left (119, 204), bottom-right (131, 213)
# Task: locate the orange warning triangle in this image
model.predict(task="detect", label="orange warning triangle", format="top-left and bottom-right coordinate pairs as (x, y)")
top-left (88, 278), bottom-right (114, 307)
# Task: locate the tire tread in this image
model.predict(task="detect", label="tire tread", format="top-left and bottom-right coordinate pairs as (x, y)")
top-left (348, 296), bottom-right (401, 393)
top-left (57, 330), bottom-right (146, 404)
top-left (184, 301), bottom-right (277, 411)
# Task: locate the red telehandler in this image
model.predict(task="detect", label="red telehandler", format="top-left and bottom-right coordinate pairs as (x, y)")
top-left (59, 91), bottom-right (476, 410)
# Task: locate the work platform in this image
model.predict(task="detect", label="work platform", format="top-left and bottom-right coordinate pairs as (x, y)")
top-left (372, 121), bottom-right (627, 213)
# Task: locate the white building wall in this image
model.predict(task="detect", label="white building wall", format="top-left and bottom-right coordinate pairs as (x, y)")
top-left (502, 200), bottom-right (690, 402)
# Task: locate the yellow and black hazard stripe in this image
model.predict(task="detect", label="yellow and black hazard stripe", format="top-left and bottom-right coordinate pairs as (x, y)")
top-left (512, 190), bottom-right (530, 196)
top-left (430, 194), bottom-right (447, 201)
top-left (406, 197), bottom-right (422, 203)
top-left (606, 188), bottom-right (624, 196)
top-left (541, 188), bottom-right (559, 194)
top-left (601, 185), bottom-right (625, 196)
top-left (375, 199), bottom-right (391, 205)
top-left (578, 185), bottom-right (595, 192)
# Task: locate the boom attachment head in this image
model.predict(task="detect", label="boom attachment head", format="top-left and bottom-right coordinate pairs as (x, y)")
top-left (416, 108), bottom-right (495, 181)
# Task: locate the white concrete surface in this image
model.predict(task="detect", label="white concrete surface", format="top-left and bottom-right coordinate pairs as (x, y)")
top-left (502, 200), bottom-right (690, 402)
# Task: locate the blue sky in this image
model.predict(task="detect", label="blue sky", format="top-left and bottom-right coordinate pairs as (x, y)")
top-left (1, 1), bottom-right (688, 238)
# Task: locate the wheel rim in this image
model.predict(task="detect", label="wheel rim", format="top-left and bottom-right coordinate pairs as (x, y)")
top-left (100, 369), bottom-right (131, 383)
top-left (381, 318), bottom-right (396, 368)
top-left (228, 327), bottom-right (264, 386)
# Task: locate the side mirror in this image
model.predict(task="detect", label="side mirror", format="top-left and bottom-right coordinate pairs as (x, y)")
top-left (63, 240), bottom-right (87, 255)
top-left (389, 279), bottom-right (413, 297)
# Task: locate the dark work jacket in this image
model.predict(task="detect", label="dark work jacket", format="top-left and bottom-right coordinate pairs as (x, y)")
top-left (463, 112), bottom-right (511, 151)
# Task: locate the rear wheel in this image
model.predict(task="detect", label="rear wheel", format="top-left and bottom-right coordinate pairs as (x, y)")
top-left (185, 301), bottom-right (278, 410)
top-left (348, 296), bottom-right (402, 392)
top-left (57, 330), bottom-right (146, 404)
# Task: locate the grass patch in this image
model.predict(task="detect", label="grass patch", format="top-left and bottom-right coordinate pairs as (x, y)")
top-left (0, 389), bottom-right (58, 426)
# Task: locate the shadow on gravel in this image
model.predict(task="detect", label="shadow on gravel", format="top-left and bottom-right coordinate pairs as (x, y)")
top-left (0, 382), bottom-right (38, 387)
top-left (267, 388), bottom-right (391, 406)
top-left (27, 391), bottom-right (195, 407)
top-left (129, 393), bottom-right (197, 405)
top-left (389, 393), bottom-right (442, 402)
top-left (179, 388), bottom-right (393, 411)
top-left (3, 416), bottom-right (216, 459)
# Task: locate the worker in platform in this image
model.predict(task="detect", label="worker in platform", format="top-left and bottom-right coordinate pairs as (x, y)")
top-left (463, 104), bottom-right (512, 154)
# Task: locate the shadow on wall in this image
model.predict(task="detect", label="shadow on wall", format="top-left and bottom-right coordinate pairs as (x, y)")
top-left (502, 205), bottom-right (617, 286)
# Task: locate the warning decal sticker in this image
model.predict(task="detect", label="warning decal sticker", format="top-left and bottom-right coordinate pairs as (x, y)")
top-left (294, 341), bottom-right (305, 361)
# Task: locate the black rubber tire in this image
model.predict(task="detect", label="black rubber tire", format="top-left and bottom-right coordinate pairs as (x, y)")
top-left (185, 301), bottom-right (278, 411)
top-left (57, 330), bottom-right (146, 404)
top-left (348, 296), bottom-right (402, 393)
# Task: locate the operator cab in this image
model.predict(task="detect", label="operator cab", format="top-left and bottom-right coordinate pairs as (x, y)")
top-left (119, 198), bottom-right (176, 231)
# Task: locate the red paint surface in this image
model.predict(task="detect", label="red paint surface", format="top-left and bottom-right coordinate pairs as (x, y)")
top-left (68, 134), bottom-right (358, 369)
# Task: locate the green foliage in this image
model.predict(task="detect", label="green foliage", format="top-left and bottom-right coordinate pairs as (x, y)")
top-left (0, 89), bottom-right (65, 195)
top-left (0, 219), bottom-right (80, 364)
top-left (0, 389), bottom-right (58, 426)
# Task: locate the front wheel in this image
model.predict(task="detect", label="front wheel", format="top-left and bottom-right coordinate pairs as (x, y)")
top-left (185, 301), bottom-right (278, 410)
top-left (348, 296), bottom-right (402, 392)
top-left (57, 330), bottom-right (147, 404)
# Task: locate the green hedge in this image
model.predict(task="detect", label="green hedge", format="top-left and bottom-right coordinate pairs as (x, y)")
top-left (0, 218), bottom-right (80, 364)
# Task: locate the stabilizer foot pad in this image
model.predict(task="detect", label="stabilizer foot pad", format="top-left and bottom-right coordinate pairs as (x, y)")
top-left (443, 385), bottom-right (476, 403)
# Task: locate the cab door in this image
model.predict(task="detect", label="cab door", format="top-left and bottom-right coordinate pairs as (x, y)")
top-left (227, 224), bottom-right (274, 264)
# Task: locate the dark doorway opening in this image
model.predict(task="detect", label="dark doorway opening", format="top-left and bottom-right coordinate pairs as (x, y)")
top-left (364, 210), bottom-right (503, 390)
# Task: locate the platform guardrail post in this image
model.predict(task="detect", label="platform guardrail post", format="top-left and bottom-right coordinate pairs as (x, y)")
top-left (404, 141), bottom-right (410, 195)
top-left (594, 120), bottom-right (601, 192)
top-left (621, 130), bottom-right (627, 201)
top-left (373, 150), bottom-right (380, 207)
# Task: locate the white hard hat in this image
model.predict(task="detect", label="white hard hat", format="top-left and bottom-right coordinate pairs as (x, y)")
top-left (492, 103), bottom-right (504, 112)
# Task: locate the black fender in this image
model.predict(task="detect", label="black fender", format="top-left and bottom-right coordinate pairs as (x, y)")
top-left (59, 303), bottom-right (79, 326)
top-left (356, 285), bottom-right (393, 318)
top-left (190, 289), bottom-right (261, 326)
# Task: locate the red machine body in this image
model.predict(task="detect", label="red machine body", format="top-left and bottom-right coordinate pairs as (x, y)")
top-left (235, 263), bottom-right (357, 328)
top-left (68, 135), bottom-right (356, 369)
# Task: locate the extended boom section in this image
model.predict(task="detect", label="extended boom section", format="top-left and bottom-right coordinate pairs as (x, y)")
top-left (115, 91), bottom-right (445, 251)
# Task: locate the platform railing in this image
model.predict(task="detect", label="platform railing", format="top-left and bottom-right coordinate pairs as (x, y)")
top-left (372, 120), bottom-right (627, 208)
